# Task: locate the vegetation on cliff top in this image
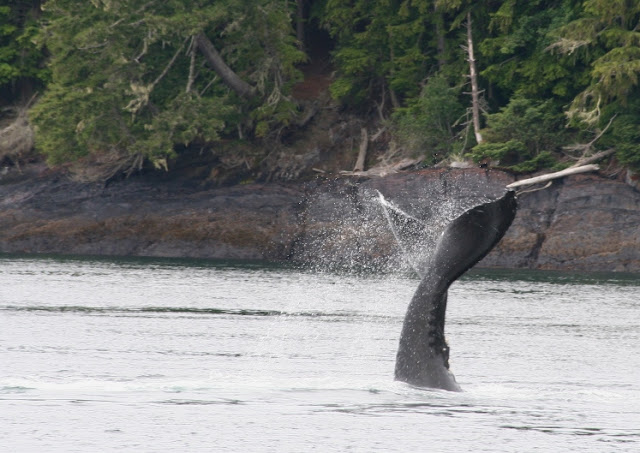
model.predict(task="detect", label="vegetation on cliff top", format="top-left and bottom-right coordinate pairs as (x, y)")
top-left (2, 0), bottom-right (640, 181)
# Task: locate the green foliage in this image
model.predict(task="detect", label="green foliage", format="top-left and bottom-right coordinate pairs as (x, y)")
top-left (597, 98), bottom-right (640, 171)
top-left (480, 1), bottom-right (587, 101)
top-left (0, 5), bottom-right (18, 84)
top-left (552, 0), bottom-right (640, 125)
top-left (30, 82), bottom-right (127, 163)
top-left (606, 116), bottom-right (640, 169)
top-left (468, 96), bottom-right (564, 170)
top-left (30, 0), bottom-right (304, 171)
top-left (0, 1), bottom-right (47, 100)
top-left (18, 0), bottom-right (640, 176)
top-left (609, 121), bottom-right (640, 170)
top-left (392, 74), bottom-right (465, 162)
top-left (323, 0), bottom-right (435, 106)
top-left (546, 0), bottom-right (640, 170)
top-left (509, 151), bottom-right (557, 173)
top-left (470, 139), bottom-right (526, 164)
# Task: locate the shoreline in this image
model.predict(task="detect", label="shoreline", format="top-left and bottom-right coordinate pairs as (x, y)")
top-left (1, 165), bottom-right (639, 273)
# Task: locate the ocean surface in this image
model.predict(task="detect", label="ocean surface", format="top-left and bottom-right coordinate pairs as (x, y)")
top-left (1, 256), bottom-right (639, 452)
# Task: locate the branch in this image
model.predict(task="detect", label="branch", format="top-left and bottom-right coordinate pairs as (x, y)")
top-left (186, 36), bottom-right (196, 93)
top-left (572, 148), bottom-right (615, 167)
top-left (124, 39), bottom-right (186, 116)
top-left (151, 38), bottom-right (186, 89)
top-left (133, 35), bottom-right (149, 63)
top-left (506, 164), bottom-right (599, 189)
top-left (563, 114), bottom-right (616, 155)
top-left (195, 32), bottom-right (255, 98)
top-left (371, 126), bottom-right (386, 142)
top-left (110, 1), bottom-right (154, 28)
top-left (199, 75), bottom-right (219, 96)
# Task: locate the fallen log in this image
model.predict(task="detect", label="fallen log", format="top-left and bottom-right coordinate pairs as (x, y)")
top-left (506, 164), bottom-right (599, 189)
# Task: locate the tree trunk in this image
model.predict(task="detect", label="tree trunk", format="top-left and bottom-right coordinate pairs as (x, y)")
top-left (434, 4), bottom-right (446, 70)
top-left (194, 32), bottom-right (255, 98)
top-left (388, 28), bottom-right (400, 109)
top-left (466, 12), bottom-right (483, 144)
top-left (186, 37), bottom-right (196, 93)
top-left (296, 0), bottom-right (305, 52)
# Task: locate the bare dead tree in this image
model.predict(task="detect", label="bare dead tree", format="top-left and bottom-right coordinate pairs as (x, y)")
top-left (434, 3), bottom-right (446, 70)
top-left (465, 12), bottom-right (483, 145)
top-left (353, 127), bottom-right (368, 172)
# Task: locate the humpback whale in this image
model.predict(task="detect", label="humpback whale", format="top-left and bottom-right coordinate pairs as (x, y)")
top-left (381, 190), bottom-right (518, 391)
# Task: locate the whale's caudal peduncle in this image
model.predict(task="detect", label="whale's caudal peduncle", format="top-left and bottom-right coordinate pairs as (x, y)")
top-left (383, 190), bottom-right (518, 391)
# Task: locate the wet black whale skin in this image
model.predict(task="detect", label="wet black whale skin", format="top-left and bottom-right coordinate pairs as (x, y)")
top-left (395, 190), bottom-right (518, 391)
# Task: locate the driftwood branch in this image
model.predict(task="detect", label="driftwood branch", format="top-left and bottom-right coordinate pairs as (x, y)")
top-left (507, 143), bottom-right (616, 190)
top-left (506, 164), bottom-right (599, 189)
top-left (353, 127), bottom-right (368, 172)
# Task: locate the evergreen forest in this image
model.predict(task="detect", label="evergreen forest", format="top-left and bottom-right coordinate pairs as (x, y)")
top-left (2, 0), bottom-right (640, 181)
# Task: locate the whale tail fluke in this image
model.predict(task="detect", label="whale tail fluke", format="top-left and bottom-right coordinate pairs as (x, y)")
top-left (430, 189), bottom-right (517, 286)
top-left (393, 190), bottom-right (518, 391)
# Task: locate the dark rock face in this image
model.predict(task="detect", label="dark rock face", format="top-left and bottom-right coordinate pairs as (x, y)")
top-left (536, 176), bottom-right (640, 272)
top-left (482, 174), bottom-right (640, 272)
top-left (0, 168), bottom-right (304, 260)
top-left (295, 169), bottom-right (514, 272)
top-left (1, 166), bottom-right (639, 273)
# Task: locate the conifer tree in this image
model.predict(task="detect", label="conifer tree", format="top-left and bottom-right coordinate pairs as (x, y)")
top-left (551, 0), bottom-right (640, 125)
top-left (29, 0), bottom-right (305, 176)
top-left (0, 0), bottom-right (46, 103)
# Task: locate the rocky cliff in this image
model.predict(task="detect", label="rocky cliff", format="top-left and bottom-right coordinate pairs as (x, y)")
top-left (1, 164), bottom-right (639, 273)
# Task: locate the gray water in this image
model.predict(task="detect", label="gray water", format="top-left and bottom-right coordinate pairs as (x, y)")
top-left (1, 256), bottom-right (639, 452)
